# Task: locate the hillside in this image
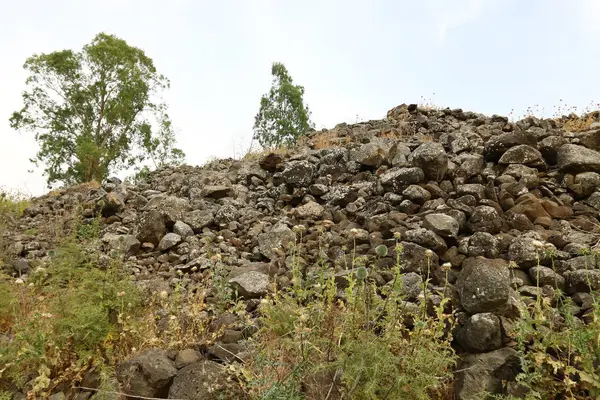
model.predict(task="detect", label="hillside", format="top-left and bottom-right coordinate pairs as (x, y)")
top-left (1, 103), bottom-right (600, 400)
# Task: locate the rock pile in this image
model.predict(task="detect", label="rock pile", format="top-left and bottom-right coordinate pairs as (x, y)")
top-left (3, 104), bottom-right (600, 399)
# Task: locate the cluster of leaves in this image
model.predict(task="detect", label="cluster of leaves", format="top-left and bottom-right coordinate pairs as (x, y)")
top-left (242, 236), bottom-right (457, 400)
top-left (9, 32), bottom-right (185, 189)
top-left (253, 62), bottom-right (315, 149)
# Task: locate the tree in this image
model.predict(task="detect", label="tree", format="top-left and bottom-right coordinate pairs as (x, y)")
top-left (253, 62), bottom-right (314, 148)
top-left (9, 32), bottom-right (185, 188)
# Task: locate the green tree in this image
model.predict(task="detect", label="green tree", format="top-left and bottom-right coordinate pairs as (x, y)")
top-left (253, 62), bottom-right (314, 148)
top-left (9, 32), bottom-right (185, 188)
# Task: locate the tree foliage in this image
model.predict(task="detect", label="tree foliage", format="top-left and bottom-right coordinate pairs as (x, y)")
top-left (253, 62), bottom-right (314, 148)
top-left (9, 32), bottom-right (185, 188)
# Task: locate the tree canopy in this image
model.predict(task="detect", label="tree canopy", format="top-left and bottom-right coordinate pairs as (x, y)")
top-left (253, 62), bottom-right (314, 148)
top-left (9, 32), bottom-right (185, 188)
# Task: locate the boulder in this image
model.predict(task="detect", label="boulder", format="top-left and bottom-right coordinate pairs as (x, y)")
top-left (457, 258), bottom-right (510, 314)
top-left (557, 144), bottom-right (600, 173)
top-left (456, 313), bottom-right (503, 353)
top-left (116, 349), bottom-right (177, 398)
top-left (168, 361), bottom-right (243, 399)
top-left (409, 142), bottom-right (449, 182)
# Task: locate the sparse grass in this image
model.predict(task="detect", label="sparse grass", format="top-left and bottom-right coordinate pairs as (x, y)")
top-left (241, 233), bottom-right (458, 399)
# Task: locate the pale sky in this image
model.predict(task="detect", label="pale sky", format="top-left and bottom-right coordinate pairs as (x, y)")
top-left (1, 0), bottom-right (599, 196)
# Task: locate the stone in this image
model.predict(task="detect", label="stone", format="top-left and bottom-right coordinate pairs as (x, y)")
top-left (484, 130), bottom-right (537, 161)
top-left (293, 201), bottom-right (325, 220)
top-left (100, 191), bottom-right (125, 217)
top-left (380, 167), bottom-right (425, 193)
top-left (168, 361), bottom-right (243, 399)
top-left (157, 233), bottom-right (182, 252)
top-left (183, 209), bottom-right (215, 233)
top-left (508, 232), bottom-right (556, 268)
top-left (173, 221), bottom-right (194, 239)
top-left (467, 206), bottom-right (502, 234)
top-left (402, 228), bottom-right (447, 254)
top-left (229, 271), bottom-right (270, 299)
top-left (136, 210), bottom-right (166, 246)
top-left (282, 160), bottom-right (315, 186)
top-left (257, 223), bottom-right (296, 260)
top-left (457, 258), bottom-right (510, 314)
top-left (409, 142), bottom-right (449, 182)
top-left (116, 348), bottom-right (177, 398)
top-left (455, 347), bottom-right (520, 400)
top-left (200, 185), bottom-right (232, 199)
top-left (498, 144), bottom-right (545, 168)
top-left (174, 348), bottom-right (201, 369)
top-left (399, 272), bottom-right (423, 300)
top-left (402, 185), bottom-right (431, 204)
top-left (350, 142), bottom-right (389, 167)
top-left (557, 144), bottom-right (600, 174)
top-left (102, 233), bottom-right (141, 257)
top-left (467, 232), bottom-right (499, 258)
top-left (399, 242), bottom-right (440, 279)
top-left (564, 270), bottom-right (600, 294)
top-left (456, 313), bottom-right (502, 353)
top-left (422, 213), bottom-right (460, 238)
top-left (528, 266), bottom-right (565, 290)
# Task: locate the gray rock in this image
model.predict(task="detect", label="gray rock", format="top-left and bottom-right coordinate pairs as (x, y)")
top-left (457, 258), bottom-right (510, 314)
top-left (200, 185), bottom-right (232, 199)
top-left (183, 209), bottom-right (215, 233)
top-left (484, 130), bottom-right (537, 161)
top-left (257, 223), bottom-right (296, 260)
top-left (229, 271), bottom-right (270, 299)
top-left (467, 232), bottom-right (499, 258)
top-left (402, 228), bottom-right (447, 254)
top-left (380, 167), bottom-right (425, 194)
top-left (498, 144), bottom-right (545, 168)
top-left (282, 160), bottom-right (315, 187)
top-left (409, 142), bottom-right (449, 182)
top-left (529, 266), bottom-right (565, 290)
top-left (293, 201), bottom-right (324, 220)
top-left (399, 272), bottom-right (423, 300)
top-left (350, 142), bottom-right (389, 167)
top-left (399, 242), bottom-right (440, 278)
top-left (402, 185), bottom-right (431, 204)
top-left (557, 144), bottom-right (600, 174)
top-left (168, 361), bottom-right (243, 399)
top-left (157, 233), bottom-right (182, 252)
top-left (116, 348), bottom-right (177, 398)
top-left (456, 313), bottom-right (502, 353)
top-left (174, 348), bottom-right (201, 369)
top-left (564, 270), bottom-right (600, 294)
top-left (102, 233), bottom-right (141, 256)
top-left (508, 232), bottom-right (556, 268)
top-left (455, 347), bottom-right (520, 400)
top-left (422, 213), bottom-right (460, 238)
top-left (173, 221), bottom-right (194, 239)
top-left (136, 210), bottom-right (166, 246)
top-left (467, 205), bottom-right (502, 234)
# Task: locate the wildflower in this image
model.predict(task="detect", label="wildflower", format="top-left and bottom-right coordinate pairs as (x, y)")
top-left (375, 244), bottom-right (388, 257)
top-left (217, 235), bottom-right (224, 241)
top-left (441, 262), bottom-right (452, 272)
top-left (191, 266), bottom-right (198, 272)
top-left (293, 225), bottom-right (306, 233)
top-left (117, 291), bottom-right (126, 297)
top-left (393, 231), bottom-right (402, 239)
top-left (350, 228), bottom-right (359, 235)
top-left (160, 290), bottom-right (168, 299)
top-left (41, 312), bottom-right (53, 318)
top-left (15, 278), bottom-right (24, 285)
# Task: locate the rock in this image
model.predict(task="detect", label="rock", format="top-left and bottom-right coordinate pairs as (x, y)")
top-left (508, 232), bottom-right (556, 268)
top-left (557, 144), bottom-right (600, 173)
top-left (564, 270), bottom-right (600, 294)
top-left (173, 221), bottom-right (194, 239)
top-left (168, 361), bottom-right (243, 399)
top-left (229, 271), bottom-right (270, 299)
top-left (157, 233), bottom-right (182, 252)
top-left (100, 191), bottom-right (125, 217)
top-left (409, 142), bottom-right (449, 182)
top-left (467, 206), bottom-right (503, 234)
top-left (380, 167), bottom-right (425, 193)
top-left (402, 185), bottom-right (431, 204)
top-left (257, 223), bottom-right (296, 260)
top-left (174, 348), bottom-right (201, 369)
top-left (116, 349), bottom-right (177, 398)
top-left (456, 313), bottom-right (502, 353)
top-left (457, 258), bottom-right (510, 314)
top-left (399, 272), bottom-right (423, 300)
top-left (529, 266), bottom-right (565, 290)
top-left (136, 210), bottom-right (167, 246)
top-left (282, 160), bottom-right (315, 186)
top-left (350, 142), bottom-right (389, 166)
top-left (183, 209), bottom-right (215, 233)
top-left (200, 185), bottom-right (231, 199)
top-left (403, 228), bottom-right (447, 254)
top-left (102, 233), bottom-right (141, 256)
top-left (467, 232), bottom-right (499, 258)
top-left (422, 213), bottom-right (460, 238)
top-left (399, 242), bottom-right (440, 279)
top-left (293, 201), bottom-right (324, 220)
top-left (259, 152), bottom-right (284, 172)
top-left (455, 347), bottom-right (520, 400)
top-left (498, 144), bottom-right (545, 168)
top-left (484, 130), bottom-right (536, 161)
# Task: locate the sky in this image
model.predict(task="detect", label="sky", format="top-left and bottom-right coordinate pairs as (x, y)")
top-left (1, 0), bottom-right (599, 196)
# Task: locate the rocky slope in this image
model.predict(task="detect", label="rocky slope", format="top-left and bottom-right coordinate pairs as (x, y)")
top-left (3, 103), bottom-right (600, 399)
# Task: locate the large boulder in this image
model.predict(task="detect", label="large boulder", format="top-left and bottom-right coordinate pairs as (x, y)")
top-left (229, 271), bottom-right (270, 299)
top-left (467, 206), bottom-right (503, 234)
top-left (498, 144), bottom-right (545, 168)
top-left (349, 142), bottom-right (390, 167)
top-left (116, 349), bottom-right (177, 398)
top-left (257, 223), bottom-right (296, 260)
top-left (409, 142), bottom-right (449, 182)
top-left (557, 144), bottom-right (600, 173)
top-left (282, 160), bottom-right (315, 187)
top-left (422, 213), bottom-right (460, 238)
top-left (380, 167), bottom-right (425, 194)
top-left (136, 210), bottom-right (166, 246)
top-left (457, 258), bottom-right (510, 314)
top-left (456, 313), bottom-right (503, 353)
top-left (455, 347), bottom-right (520, 400)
